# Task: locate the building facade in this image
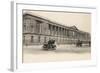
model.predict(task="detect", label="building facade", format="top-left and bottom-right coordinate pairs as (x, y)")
top-left (23, 13), bottom-right (91, 45)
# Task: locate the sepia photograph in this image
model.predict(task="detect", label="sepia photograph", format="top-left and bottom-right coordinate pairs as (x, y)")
top-left (10, 1), bottom-right (97, 71)
top-left (22, 10), bottom-right (91, 63)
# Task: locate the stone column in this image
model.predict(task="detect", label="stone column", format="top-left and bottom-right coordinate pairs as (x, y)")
top-left (51, 25), bottom-right (53, 36)
top-left (49, 24), bottom-right (51, 35)
top-left (53, 26), bottom-right (55, 36)
top-left (58, 27), bottom-right (60, 36)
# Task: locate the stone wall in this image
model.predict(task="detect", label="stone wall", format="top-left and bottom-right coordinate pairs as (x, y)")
top-left (23, 14), bottom-right (91, 45)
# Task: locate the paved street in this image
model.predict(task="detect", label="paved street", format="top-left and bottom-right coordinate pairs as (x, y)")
top-left (23, 44), bottom-right (91, 63)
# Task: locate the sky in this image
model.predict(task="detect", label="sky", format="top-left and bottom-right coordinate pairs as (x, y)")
top-left (23, 10), bottom-right (91, 33)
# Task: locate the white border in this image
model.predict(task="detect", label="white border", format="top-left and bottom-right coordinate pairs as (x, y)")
top-left (11, 1), bottom-right (97, 72)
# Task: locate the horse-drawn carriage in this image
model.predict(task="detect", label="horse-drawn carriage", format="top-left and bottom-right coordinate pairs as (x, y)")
top-left (42, 39), bottom-right (56, 50)
top-left (76, 40), bottom-right (91, 47)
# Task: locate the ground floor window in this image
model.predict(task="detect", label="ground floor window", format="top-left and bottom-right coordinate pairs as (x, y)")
top-left (38, 36), bottom-right (40, 43)
top-left (44, 37), bottom-right (46, 43)
top-left (31, 36), bottom-right (34, 43)
top-left (23, 35), bottom-right (25, 43)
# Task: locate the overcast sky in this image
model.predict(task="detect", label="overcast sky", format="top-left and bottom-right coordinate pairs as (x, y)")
top-left (23, 10), bottom-right (91, 33)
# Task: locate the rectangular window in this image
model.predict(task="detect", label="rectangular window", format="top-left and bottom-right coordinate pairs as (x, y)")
top-left (31, 36), bottom-right (34, 43)
top-left (24, 25), bottom-right (26, 30)
top-left (23, 36), bottom-right (25, 43)
top-left (24, 18), bottom-right (31, 32)
top-left (36, 20), bottom-right (42, 33)
top-left (38, 36), bottom-right (40, 43)
top-left (44, 37), bottom-right (46, 43)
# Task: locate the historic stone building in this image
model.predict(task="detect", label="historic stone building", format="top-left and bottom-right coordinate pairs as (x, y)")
top-left (23, 13), bottom-right (91, 45)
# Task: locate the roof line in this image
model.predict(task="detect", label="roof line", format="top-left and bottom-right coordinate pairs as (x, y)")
top-left (23, 13), bottom-right (90, 34)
